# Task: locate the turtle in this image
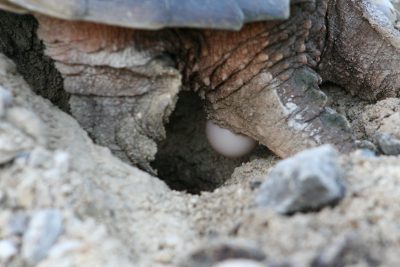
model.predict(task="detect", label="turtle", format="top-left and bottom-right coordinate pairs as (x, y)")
top-left (0, 0), bottom-right (399, 172)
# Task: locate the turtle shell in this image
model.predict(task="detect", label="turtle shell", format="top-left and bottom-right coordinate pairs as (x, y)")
top-left (0, 0), bottom-right (290, 30)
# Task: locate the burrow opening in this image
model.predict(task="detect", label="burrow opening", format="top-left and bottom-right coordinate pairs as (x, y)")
top-left (154, 82), bottom-right (376, 194)
top-left (6, 10), bottom-right (375, 193)
top-left (0, 11), bottom-right (270, 194)
top-left (1, 11), bottom-right (375, 194)
top-left (151, 90), bottom-right (269, 194)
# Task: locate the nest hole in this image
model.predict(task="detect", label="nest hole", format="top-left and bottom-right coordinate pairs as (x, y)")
top-left (152, 90), bottom-right (267, 194)
top-left (0, 11), bottom-right (269, 194)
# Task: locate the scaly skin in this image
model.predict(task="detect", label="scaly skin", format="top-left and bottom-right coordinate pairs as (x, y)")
top-left (28, 0), bottom-right (400, 168)
top-left (188, 0), bottom-right (353, 157)
top-left (320, 0), bottom-right (400, 100)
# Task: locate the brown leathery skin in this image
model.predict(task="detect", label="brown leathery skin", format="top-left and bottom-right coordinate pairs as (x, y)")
top-left (36, 16), bottom-right (183, 172)
top-left (191, 0), bottom-right (353, 157)
top-left (34, 0), bottom-right (356, 166)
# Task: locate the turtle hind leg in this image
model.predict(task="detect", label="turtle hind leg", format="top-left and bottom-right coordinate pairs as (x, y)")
top-left (205, 65), bottom-right (354, 158)
top-left (276, 67), bottom-right (354, 154)
top-left (191, 0), bottom-right (354, 158)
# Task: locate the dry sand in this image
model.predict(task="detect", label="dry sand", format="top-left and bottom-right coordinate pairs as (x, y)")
top-left (1, 52), bottom-right (400, 267)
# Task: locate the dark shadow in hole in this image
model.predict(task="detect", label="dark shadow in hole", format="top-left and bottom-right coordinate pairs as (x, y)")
top-left (0, 11), bottom-right (69, 111)
top-left (152, 90), bottom-right (268, 194)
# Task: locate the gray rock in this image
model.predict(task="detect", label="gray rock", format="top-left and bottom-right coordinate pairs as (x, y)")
top-left (0, 85), bottom-right (12, 117)
top-left (0, 122), bottom-right (36, 164)
top-left (354, 140), bottom-right (377, 153)
top-left (375, 133), bottom-right (400, 155)
top-left (4, 212), bottom-right (29, 236)
top-left (27, 147), bottom-right (53, 169)
top-left (373, 112), bottom-right (400, 155)
top-left (353, 149), bottom-right (376, 158)
top-left (22, 209), bottom-right (63, 264)
top-left (6, 107), bottom-right (46, 145)
top-left (255, 145), bottom-right (346, 214)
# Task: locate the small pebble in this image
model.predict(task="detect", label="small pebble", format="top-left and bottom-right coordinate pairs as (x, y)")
top-left (0, 122), bottom-right (35, 164)
top-left (4, 212), bottom-right (29, 236)
top-left (376, 133), bottom-right (400, 155)
top-left (22, 209), bottom-right (63, 264)
top-left (6, 107), bottom-right (46, 145)
top-left (48, 240), bottom-right (83, 258)
top-left (53, 151), bottom-right (70, 175)
top-left (28, 147), bottom-right (53, 169)
top-left (255, 145), bottom-right (346, 214)
top-left (0, 86), bottom-right (13, 117)
top-left (355, 140), bottom-right (377, 153)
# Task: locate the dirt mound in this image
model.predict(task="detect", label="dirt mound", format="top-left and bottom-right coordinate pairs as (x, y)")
top-left (1, 52), bottom-right (400, 267)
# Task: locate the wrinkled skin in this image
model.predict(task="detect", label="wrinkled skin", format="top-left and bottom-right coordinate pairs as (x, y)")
top-left (2, 0), bottom-right (399, 171)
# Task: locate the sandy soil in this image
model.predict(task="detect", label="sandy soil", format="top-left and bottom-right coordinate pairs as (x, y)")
top-left (1, 48), bottom-right (400, 267)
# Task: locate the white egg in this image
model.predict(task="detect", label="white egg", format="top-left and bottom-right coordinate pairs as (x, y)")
top-left (205, 120), bottom-right (257, 158)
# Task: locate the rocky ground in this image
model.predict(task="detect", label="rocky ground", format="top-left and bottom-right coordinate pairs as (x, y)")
top-left (1, 41), bottom-right (400, 267)
top-left (1, 2), bottom-right (400, 265)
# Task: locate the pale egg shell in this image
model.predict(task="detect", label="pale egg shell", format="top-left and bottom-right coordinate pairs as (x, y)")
top-left (206, 120), bottom-right (256, 157)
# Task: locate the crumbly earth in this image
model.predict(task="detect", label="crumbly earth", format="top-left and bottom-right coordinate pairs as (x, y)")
top-left (2, 49), bottom-right (400, 267)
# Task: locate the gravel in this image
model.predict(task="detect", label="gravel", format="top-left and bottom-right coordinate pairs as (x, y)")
top-left (255, 145), bottom-right (346, 214)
